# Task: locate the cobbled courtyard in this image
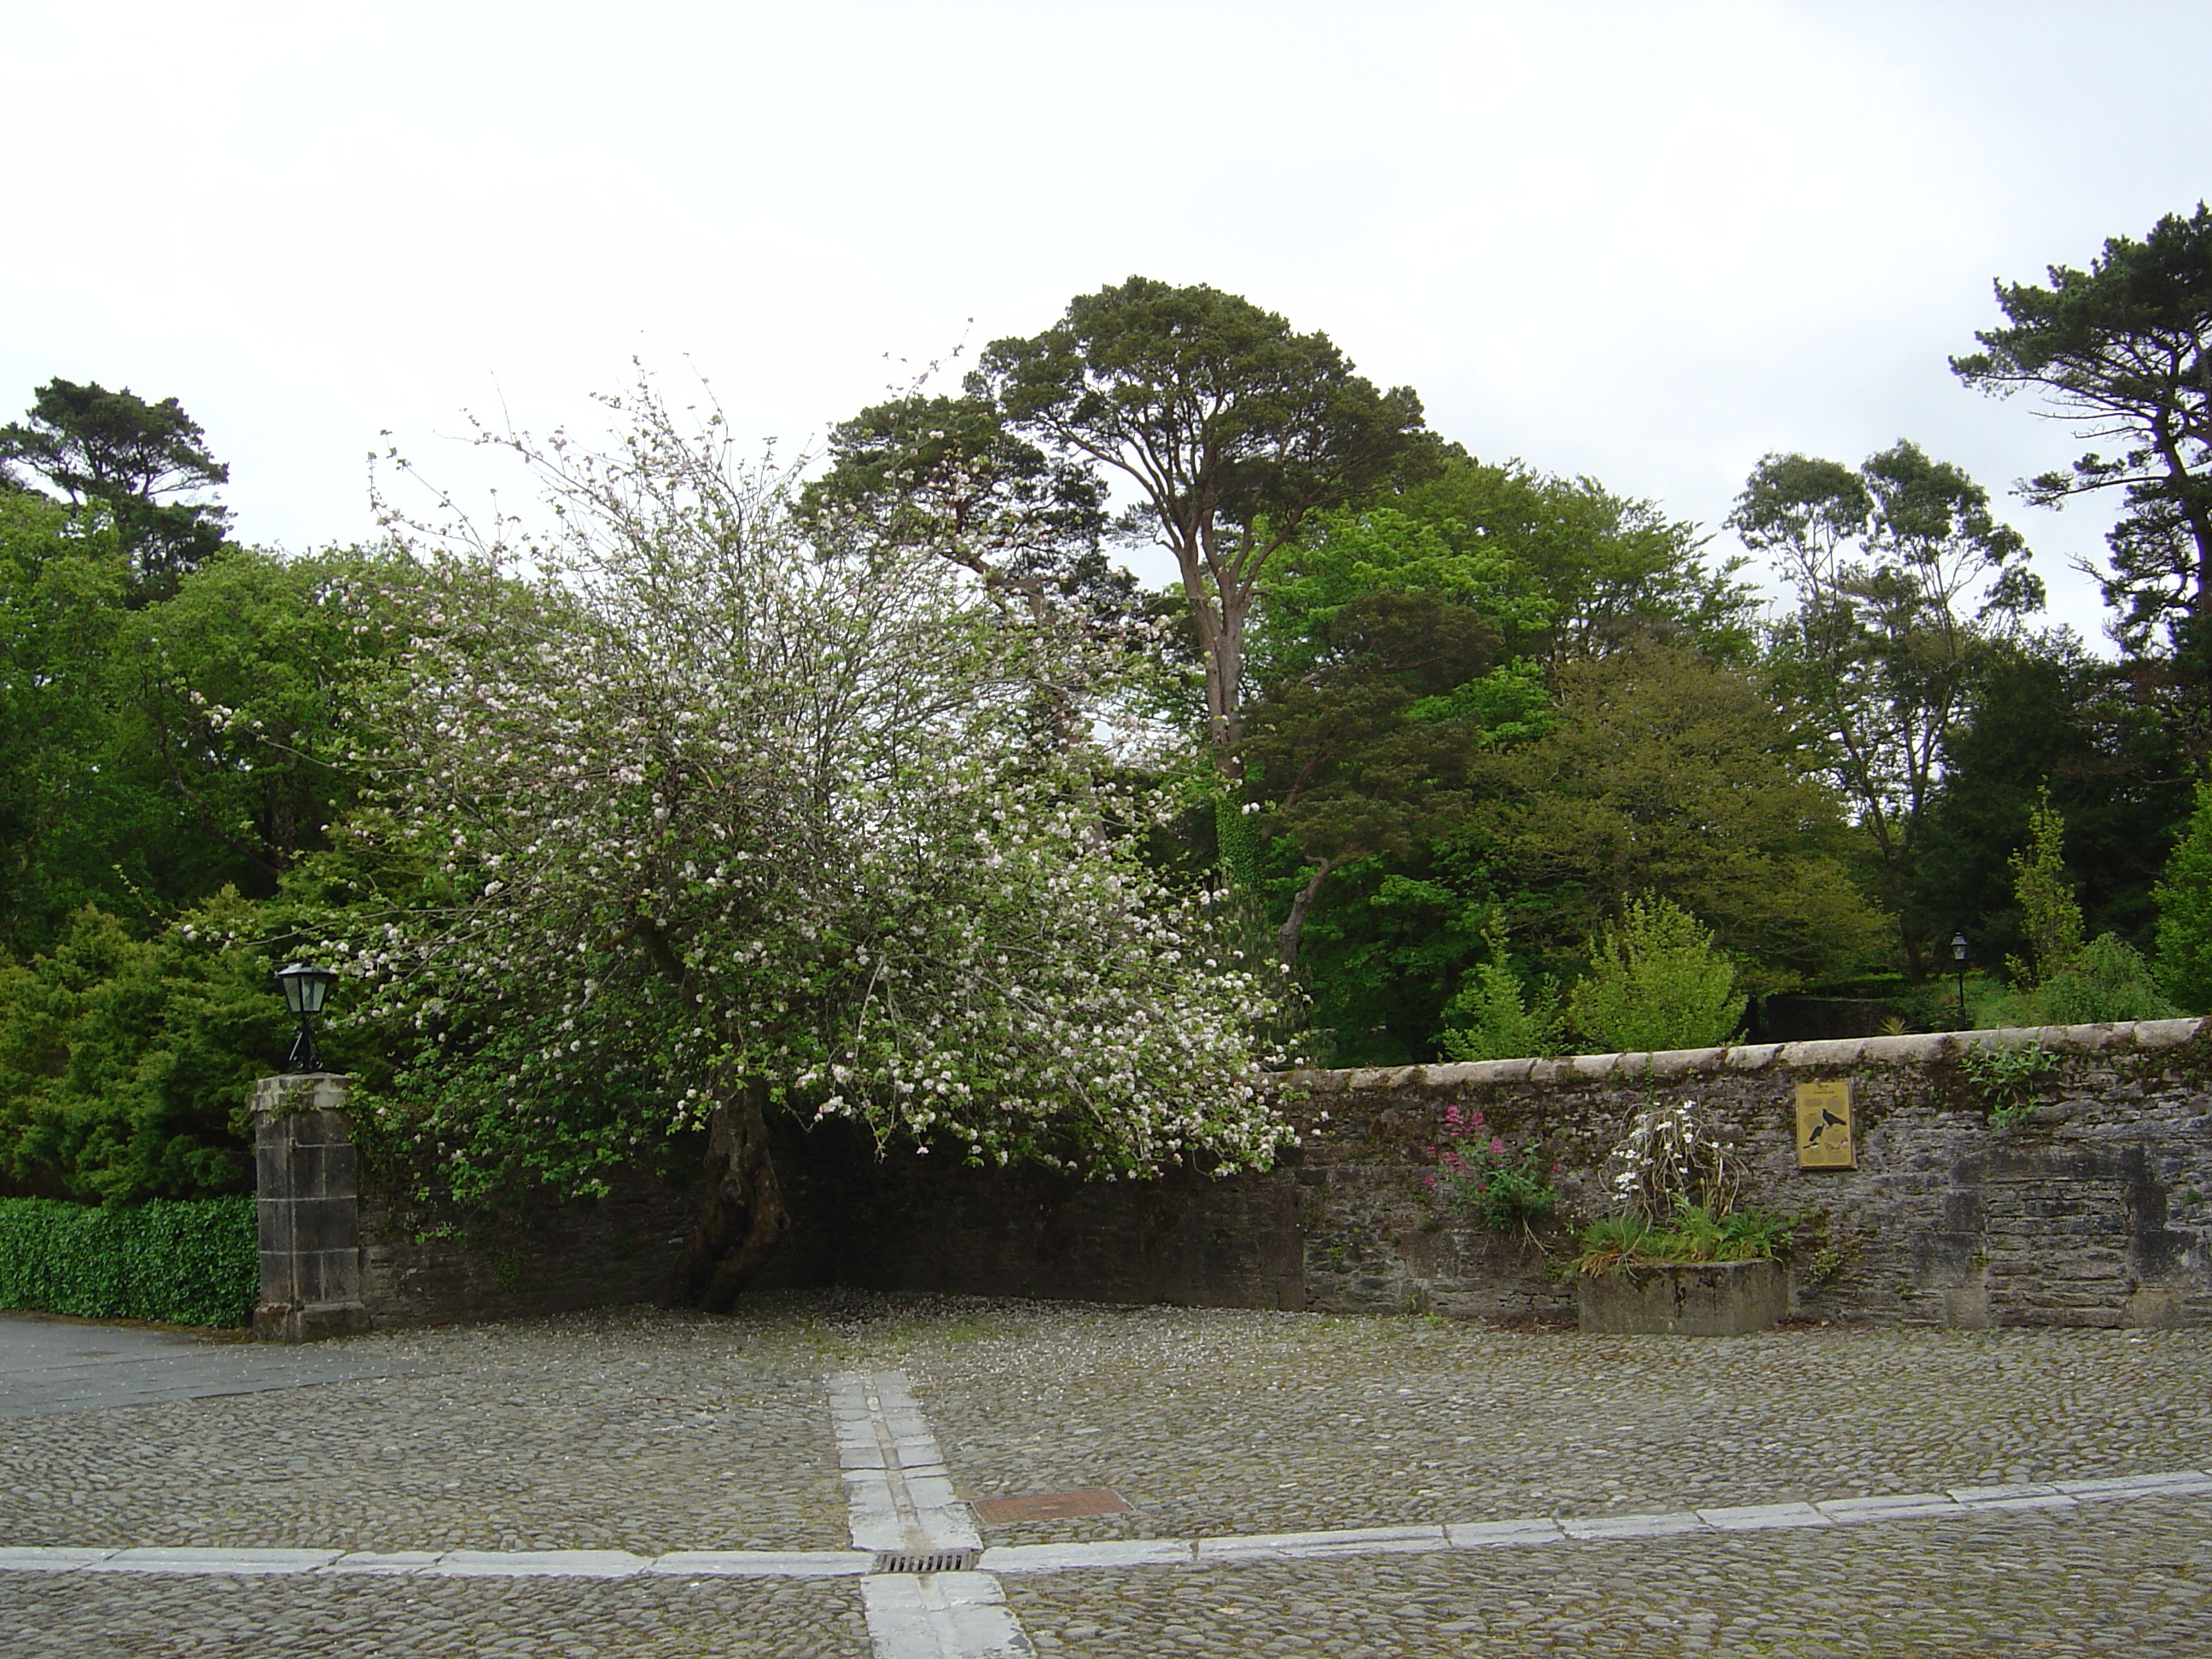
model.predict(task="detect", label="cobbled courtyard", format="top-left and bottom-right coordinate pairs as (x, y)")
top-left (3, 1294), bottom-right (2210, 1656)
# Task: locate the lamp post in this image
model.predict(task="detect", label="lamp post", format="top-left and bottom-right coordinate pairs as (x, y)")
top-left (275, 963), bottom-right (340, 1074)
top-left (1951, 932), bottom-right (1970, 1030)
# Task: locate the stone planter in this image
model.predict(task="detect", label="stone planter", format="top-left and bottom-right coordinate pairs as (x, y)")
top-left (1576, 1258), bottom-right (1790, 1336)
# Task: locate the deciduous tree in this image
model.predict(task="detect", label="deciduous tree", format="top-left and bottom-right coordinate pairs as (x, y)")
top-left (344, 383), bottom-right (1288, 1306)
top-left (1491, 643), bottom-right (1888, 992)
top-left (1730, 440), bottom-right (2040, 972)
top-left (1240, 591), bottom-right (1501, 968)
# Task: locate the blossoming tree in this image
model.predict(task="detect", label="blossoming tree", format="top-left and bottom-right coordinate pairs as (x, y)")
top-left (346, 385), bottom-right (1289, 1307)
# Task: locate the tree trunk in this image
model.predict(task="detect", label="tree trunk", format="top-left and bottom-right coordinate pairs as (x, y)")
top-left (1278, 857), bottom-right (1347, 969)
top-left (677, 1079), bottom-right (791, 1313)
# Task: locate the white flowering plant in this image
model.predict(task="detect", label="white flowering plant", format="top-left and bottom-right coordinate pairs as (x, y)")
top-left (1575, 1098), bottom-right (1790, 1273)
top-left (322, 380), bottom-right (1294, 1303)
top-left (1602, 1100), bottom-right (1739, 1224)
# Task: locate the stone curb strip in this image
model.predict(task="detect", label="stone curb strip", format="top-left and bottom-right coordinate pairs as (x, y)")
top-left (830, 1371), bottom-right (1028, 1658)
top-left (7, 1467), bottom-right (2206, 1581)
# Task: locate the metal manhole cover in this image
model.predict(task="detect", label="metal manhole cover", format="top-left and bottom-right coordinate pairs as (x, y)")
top-left (971, 1488), bottom-right (1131, 1525)
top-left (870, 1549), bottom-right (981, 1575)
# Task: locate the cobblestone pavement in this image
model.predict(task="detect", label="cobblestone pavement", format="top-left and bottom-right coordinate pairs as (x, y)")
top-left (0, 1308), bottom-right (850, 1553)
top-left (0, 1570), bottom-right (870, 1656)
top-left (867, 1300), bottom-right (2212, 1548)
top-left (5, 1292), bottom-right (2211, 1655)
top-left (1002, 1496), bottom-right (2212, 1656)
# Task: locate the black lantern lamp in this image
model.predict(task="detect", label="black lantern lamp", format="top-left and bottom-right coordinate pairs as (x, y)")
top-left (1951, 932), bottom-right (1970, 1030)
top-left (276, 963), bottom-right (340, 1074)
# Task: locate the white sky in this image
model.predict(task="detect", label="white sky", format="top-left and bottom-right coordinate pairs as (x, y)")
top-left (7, 0), bottom-right (2209, 643)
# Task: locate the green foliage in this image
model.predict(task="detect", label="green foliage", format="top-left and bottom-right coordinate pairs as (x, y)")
top-left (2156, 779), bottom-right (2212, 1011)
top-left (0, 896), bottom-right (352, 1202)
top-left (0, 1194), bottom-right (256, 1325)
top-left (1423, 1103), bottom-right (1557, 1231)
top-left (1381, 452), bottom-right (1757, 664)
top-left (1439, 923), bottom-right (1560, 1061)
top-left (1565, 897), bottom-right (1743, 1055)
top-left (1962, 791), bottom-right (2178, 1027)
top-left (1493, 644), bottom-right (1889, 993)
top-left (1237, 453), bottom-right (1773, 1063)
top-left (1732, 441), bottom-right (2040, 973)
top-left (0, 379), bottom-right (232, 603)
top-left (1574, 1202), bottom-right (1794, 1274)
top-left (1912, 637), bottom-right (2186, 977)
top-left (1243, 590), bottom-right (1503, 965)
top-left (975, 276), bottom-right (1435, 767)
top-left (795, 392), bottom-right (1131, 626)
top-left (1251, 498), bottom-right (1553, 677)
top-left (0, 528), bottom-right (416, 957)
top-left (1953, 205), bottom-right (2212, 683)
top-left (2005, 790), bottom-right (2084, 985)
top-left (1959, 1038), bottom-right (2063, 1128)
top-left (1975, 933), bottom-right (2178, 1029)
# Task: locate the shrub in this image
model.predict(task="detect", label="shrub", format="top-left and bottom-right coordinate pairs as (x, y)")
top-left (0, 1194), bottom-right (256, 1326)
top-left (1574, 1201), bottom-right (1795, 1275)
top-left (2005, 789), bottom-right (2084, 987)
top-left (1973, 933), bottom-right (2178, 1029)
top-left (1567, 895), bottom-right (1743, 1054)
top-left (1959, 1038), bottom-right (2063, 1128)
top-left (1439, 924), bottom-right (1560, 1062)
top-left (2155, 778), bottom-right (2212, 1013)
top-left (1424, 1103), bottom-right (1557, 1232)
top-left (0, 896), bottom-right (326, 1202)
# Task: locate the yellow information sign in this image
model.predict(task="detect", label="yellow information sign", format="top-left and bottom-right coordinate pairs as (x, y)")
top-left (1795, 1080), bottom-right (1854, 1169)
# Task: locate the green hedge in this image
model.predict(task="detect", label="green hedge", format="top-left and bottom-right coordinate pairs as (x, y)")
top-left (0, 1195), bottom-right (257, 1326)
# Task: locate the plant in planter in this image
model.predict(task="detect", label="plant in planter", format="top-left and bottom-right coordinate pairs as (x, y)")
top-left (1574, 1100), bottom-right (1793, 1335)
top-left (1424, 1104), bottom-right (1558, 1234)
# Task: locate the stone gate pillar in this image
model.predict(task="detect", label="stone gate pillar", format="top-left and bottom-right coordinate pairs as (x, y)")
top-left (251, 1073), bottom-right (370, 1342)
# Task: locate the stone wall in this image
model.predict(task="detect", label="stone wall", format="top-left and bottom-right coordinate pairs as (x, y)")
top-left (253, 1072), bottom-right (702, 1336)
top-left (756, 1119), bottom-right (1306, 1309)
top-left (763, 1018), bottom-right (2212, 1330)
top-left (256, 1017), bottom-right (2212, 1337)
top-left (354, 1168), bottom-right (701, 1330)
top-left (1278, 1017), bottom-right (2212, 1328)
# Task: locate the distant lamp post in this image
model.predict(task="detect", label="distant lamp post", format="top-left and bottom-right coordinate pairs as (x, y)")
top-left (1951, 933), bottom-right (1970, 1030)
top-left (276, 963), bottom-right (340, 1074)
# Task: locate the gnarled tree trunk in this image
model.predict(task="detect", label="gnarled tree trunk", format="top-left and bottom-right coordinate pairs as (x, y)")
top-left (677, 1079), bottom-right (790, 1312)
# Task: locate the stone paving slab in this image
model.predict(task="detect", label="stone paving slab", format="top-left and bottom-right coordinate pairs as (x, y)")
top-left (0, 1312), bottom-right (433, 1417)
top-left (1001, 1497), bottom-right (2212, 1656)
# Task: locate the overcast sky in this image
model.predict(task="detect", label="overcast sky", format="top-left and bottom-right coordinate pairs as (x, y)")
top-left (8, 1), bottom-right (2208, 641)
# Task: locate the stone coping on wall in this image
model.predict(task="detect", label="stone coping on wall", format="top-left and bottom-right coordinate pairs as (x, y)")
top-left (1278, 1016), bottom-right (2209, 1095)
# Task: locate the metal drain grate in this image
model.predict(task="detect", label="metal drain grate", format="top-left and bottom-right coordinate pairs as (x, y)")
top-left (871, 1549), bottom-right (981, 1575)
